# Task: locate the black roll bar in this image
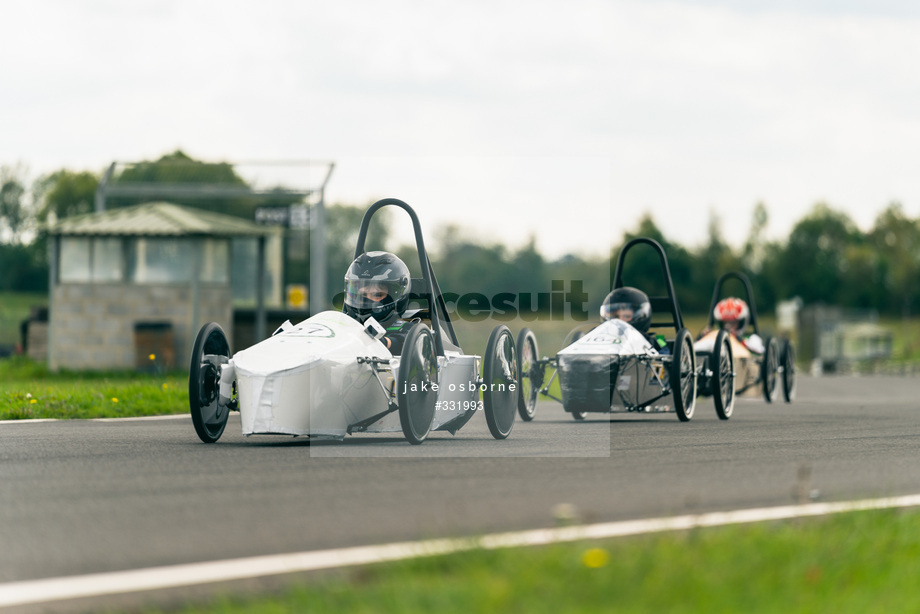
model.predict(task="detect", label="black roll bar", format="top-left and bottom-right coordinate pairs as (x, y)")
top-left (705, 271), bottom-right (760, 335)
top-left (611, 237), bottom-right (685, 333)
top-left (352, 198), bottom-right (459, 355)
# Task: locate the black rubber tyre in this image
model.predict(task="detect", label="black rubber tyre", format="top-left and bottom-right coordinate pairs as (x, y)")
top-left (483, 325), bottom-right (518, 440)
top-left (516, 328), bottom-right (541, 421)
top-left (396, 325), bottom-right (438, 445)
top-left (671, 328), bottom-right (697, 422)
top-left (189, 322), bottom-right (231, 443)
top-left (781, 339), bottom-right (796, 403)
top-left (711, 329), bottom-right (735, 420)
top-left (761, 336), bottom-right (780, 403)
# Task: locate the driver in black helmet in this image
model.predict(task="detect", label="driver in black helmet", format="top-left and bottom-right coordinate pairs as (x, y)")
top-left (600, 287), bottom-right (667, 351)
top-left (344, 251), bottom-right (418, 354)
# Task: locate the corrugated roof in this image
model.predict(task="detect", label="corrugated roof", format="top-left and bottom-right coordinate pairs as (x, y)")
top-left (47, 202), bottom-right (277, 237)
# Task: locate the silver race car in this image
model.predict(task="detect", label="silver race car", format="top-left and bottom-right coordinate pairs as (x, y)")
top-left (516, 237), bottom-right (734, 422)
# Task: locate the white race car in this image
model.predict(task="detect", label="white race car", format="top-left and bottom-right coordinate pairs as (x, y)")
top-left (516, 237), bottom-right (734, 422)
top-left (188, 198), bottom-right (518, 445)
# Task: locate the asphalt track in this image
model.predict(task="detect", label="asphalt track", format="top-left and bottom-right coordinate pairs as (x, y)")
top-left (1, 374), bottom-right (919, 610)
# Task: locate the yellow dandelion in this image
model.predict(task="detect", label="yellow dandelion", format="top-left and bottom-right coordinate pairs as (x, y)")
top-left (162, 383), bottom-right (169, 390)
top-left (582, 548), bottom-right (609, 568)
top-left (112, 397), bottom-right (119, 403)
top-left (149, 354), bottom-right (156, 361)
top-left (29, 399), bottom-right (37, 404)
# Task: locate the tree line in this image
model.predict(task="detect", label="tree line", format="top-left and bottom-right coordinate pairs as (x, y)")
top-left (2, 152), bottom-right (918, 319)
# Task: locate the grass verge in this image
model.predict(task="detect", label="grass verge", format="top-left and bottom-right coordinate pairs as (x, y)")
top-left (0, 356), bottom-right (186, 420)
top-left (147, 508), bottom-right (920, 613)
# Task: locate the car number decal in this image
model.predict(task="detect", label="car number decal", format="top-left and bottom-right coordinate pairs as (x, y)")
top-left (292, 323), bottom-right (335, 338)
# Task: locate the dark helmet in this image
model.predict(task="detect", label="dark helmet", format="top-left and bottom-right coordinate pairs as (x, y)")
top-left (344, 251), bottom-right (411, 326)
top-left (600, 287), bottom-right (652, 332)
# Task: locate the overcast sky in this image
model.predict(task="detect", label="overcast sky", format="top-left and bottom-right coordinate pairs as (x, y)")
top-left (3, 0), bottom-right (920, 258)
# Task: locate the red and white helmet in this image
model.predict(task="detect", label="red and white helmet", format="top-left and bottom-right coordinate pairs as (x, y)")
top-left (714, 297), bottom-right (750, 334)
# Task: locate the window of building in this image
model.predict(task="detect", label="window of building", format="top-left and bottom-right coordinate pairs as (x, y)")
top-left (59, 237), bottom-right (124, 283)
top-left (127, 237), bottom-right (229, 284)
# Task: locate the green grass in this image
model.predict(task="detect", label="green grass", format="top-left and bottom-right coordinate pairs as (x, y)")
top-left (881, 316), bottom-right (920, 363)
top-left (146, 508), bottom-right (920, 613)
top-left (0, 291), bottom-right (46, 347)
top-left (0, 355), bottom-right (187, 420)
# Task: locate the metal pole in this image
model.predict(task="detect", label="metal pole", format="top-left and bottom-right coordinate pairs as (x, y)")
top-left (256, 236), bottom-right (266, 341)
top-left (311, 196), bottom-right (326, 314)
top-left (310, 163), bottom-right (335, 313)
top-left (47, 236), bottom-right (58, 370)
top-left (190, 240), bottom-right (201, 358)
top-left (95, 162), bottom-right (116, 212)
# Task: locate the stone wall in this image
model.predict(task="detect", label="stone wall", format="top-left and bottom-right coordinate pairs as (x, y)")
top-left (49, 283), bottom-right (232, 371)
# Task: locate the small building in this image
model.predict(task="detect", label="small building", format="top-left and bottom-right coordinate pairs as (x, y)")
top-left (798, 304), bottom-right (892, 373)
top-left (46, 202), bottom-right (282, 371)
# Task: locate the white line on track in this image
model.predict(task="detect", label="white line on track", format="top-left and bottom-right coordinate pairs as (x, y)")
top-left (92, 415), bottom-right (189, 422)
top-left (0, 418), bottom-right (59, 424)
top-left (2, 493), bottom-right (919, 608)
top-left (0, 415), bottom-right (189, 425)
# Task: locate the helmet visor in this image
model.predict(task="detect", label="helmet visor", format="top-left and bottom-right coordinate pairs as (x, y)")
top-left (601, 301), bottom-right (636, 322)
top-left (345, 279), bottom-right (404, 312)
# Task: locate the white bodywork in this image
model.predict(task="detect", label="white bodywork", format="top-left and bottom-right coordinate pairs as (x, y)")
top-left (557, 319), bottom-right (659, 358)
top-left (229, 310), bottom-right (478, 438)
top-left (694, 329), bottom-right (760, 396)
top-left (554, 319), bottom-right (670, 413)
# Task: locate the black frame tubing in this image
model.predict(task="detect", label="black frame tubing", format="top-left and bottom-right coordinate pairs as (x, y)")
top-left (611, 237), bottom-right (685, 334)
top-left (705, 271), bottom-right (760, 335)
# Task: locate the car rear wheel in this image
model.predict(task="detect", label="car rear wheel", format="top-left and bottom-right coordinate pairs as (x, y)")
top-left (396, 325), bottom-right (438, 445)
top-left (761, 336), bottom-right (780, 403)
top-left (516, 328), bottom-right (541, 421)
top-left (483, 325), bottom-right (518, 439)
top-left (781, 339), bottom-right (796, 403)
top-left (711, 329), bottom-right (735, 420)
top-left (671, 328), bottom-right (697, 422)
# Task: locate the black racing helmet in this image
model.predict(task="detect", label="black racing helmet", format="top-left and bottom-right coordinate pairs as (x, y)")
top-left (600, 287), bottom-right (652, 332)
top-left (344, 251), bottom-right (411, 326)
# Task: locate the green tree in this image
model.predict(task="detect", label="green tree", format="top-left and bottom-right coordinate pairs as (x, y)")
top-left (106, 150), bottom-right (303, 218)
top-left (0, 165), bottom-right (33, 244)
top-left (742, 202), bottom-right (769, 270)
top-left (739, 202), bottom-right (783, 314)
top-left (775, 203), bottom-right (861, 306)
top-left (615, 214), bottom-right (695, 313)
top-left (547, 252), bottom-right (608, 318)
top-left (0, 241), bottom-right (47, 291)
top-left (688, 211), bottom-right (743, 314)
top-left (868, 203), bottom-right (920, 317)
top-left (430, 225), bottom-right (513, 299)
top-left (323, 203), bottom-right (391, 306)
top-left (509, 237), bottom-right (548, 297)
top-left (34, 169), bottom-right (99, 222)
top-left (0, 165), bottom-right (49, 291)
